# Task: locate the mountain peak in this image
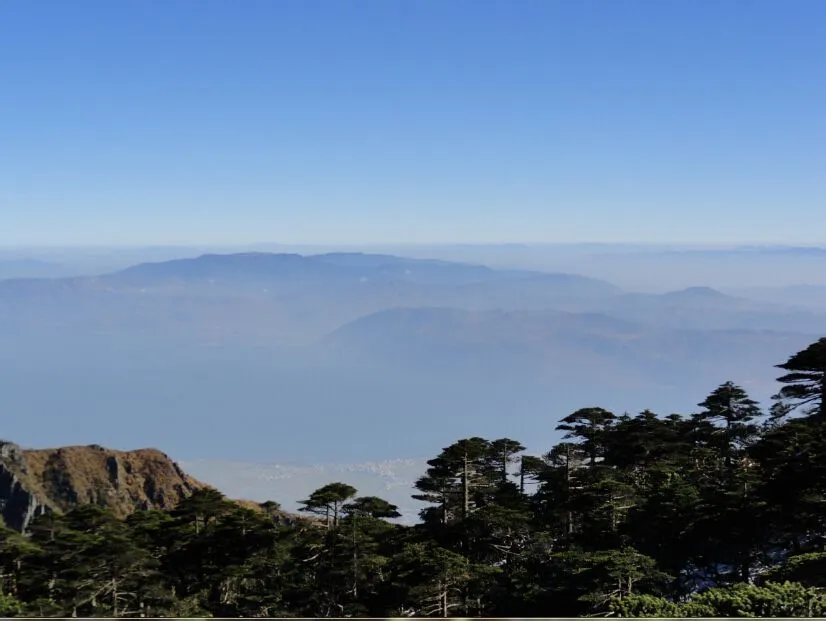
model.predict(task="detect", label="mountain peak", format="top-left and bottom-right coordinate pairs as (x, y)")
top-left (666, 286), bottom-right (727, 298)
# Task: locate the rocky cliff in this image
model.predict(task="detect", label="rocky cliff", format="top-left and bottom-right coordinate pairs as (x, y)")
top-left (0, 440), bottom-right (207, 531)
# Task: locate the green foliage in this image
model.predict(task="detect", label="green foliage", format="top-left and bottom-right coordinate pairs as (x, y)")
top-left (0, 593), bottom-right (24, 617)
top-left (690, 581), bottom-right (826, 617)
top-left (762, 552), bottom-right (826, 587)
top-left (2, 337), bottom-right (826, 616)
top-left (298, 482), bottom-right (358, 527)
top-left (772, 337), bottom-right (826, 419)
top-left (612, 582), bottom-right (826, 617)
top-left (610, 592), bottom-right (682, 617)
top-left (343, 496), bottom-right (402, 519)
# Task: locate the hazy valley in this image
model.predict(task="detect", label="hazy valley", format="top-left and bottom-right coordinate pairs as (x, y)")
top-left (3, 248), bottom-right (826, 510)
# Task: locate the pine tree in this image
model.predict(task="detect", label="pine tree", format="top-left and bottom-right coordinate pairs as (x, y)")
top-left (696, 381), bottom-right (762, 470)
top-left (390, 542), bottom-right (474, 617)
top-left (298, 482), bottom-right (358, 528)
top-left (413, 437), bottom-right (496, 528)
top-left (486, 438), bottom-right (525, 486)
top-left (772, 337), bottom-right (826, 419)
top-left (557, 407), bottom-right (617, 466)
top-left (534, 442), bottom-right (587, 540)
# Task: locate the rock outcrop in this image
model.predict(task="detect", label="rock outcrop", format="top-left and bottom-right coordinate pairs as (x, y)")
top-left (0, 440), bottom-right (207, 531)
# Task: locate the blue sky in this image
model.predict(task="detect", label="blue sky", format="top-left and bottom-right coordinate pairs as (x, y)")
top-left (1, 0), bottom-right (824, 246)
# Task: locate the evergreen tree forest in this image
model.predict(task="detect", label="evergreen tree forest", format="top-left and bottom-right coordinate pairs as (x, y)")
top-left (3, 338), bottom-right (826, 617)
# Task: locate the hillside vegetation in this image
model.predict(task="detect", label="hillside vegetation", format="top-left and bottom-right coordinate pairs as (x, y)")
top-left (2, 338), bottom-right (826, 616)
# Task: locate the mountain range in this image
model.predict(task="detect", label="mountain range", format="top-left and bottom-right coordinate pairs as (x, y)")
top-left (2, 251), bottom-right (823, 343)
top-left (1, 251), bottom-right (824, 465)
top-left (0, 252), bottom-right (620, 346)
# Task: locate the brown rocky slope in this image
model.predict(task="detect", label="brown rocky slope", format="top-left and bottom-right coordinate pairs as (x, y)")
top-left (0, 440), bottom-right (209, 531)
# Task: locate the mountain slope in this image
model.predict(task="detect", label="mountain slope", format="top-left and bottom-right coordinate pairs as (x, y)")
top-left (0, 252), bottom-right (622, 345)
top-left (728, 284), bottom-right (826, 310)
top-left (321, 306), bottom-right (817, 390)
top-left (552, 287), bottom-right (826, 333)
top-left (0, 440), bottom-right (206, 531)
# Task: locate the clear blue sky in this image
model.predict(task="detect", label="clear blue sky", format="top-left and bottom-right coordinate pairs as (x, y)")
top-left (1, 0), bottom-right (824, 246)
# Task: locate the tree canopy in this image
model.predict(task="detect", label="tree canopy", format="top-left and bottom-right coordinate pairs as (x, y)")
top-left (3, 338), bottom-right (826, 617)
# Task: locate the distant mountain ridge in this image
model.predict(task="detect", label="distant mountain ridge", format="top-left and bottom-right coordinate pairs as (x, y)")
top-left (321, 306), bottom-right (818, 392)
top-left (663, 286), bottom-right (729, 299)
top-left (0, 252), bottom-right (624, 345)
top-left (107, 251), bottom-right (614, 289)
top-left (657, 245), bottom-right (826, 257)
top-left (727, 284), bottom-right (826, 310)
top-left (325, 307), bottom-right (642, 348)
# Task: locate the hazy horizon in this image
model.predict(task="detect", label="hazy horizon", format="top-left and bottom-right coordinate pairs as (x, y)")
top-left (5, 241), bottom-right (826, 249)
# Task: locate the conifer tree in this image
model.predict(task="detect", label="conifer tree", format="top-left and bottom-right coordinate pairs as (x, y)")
top-left (772, 337), bottom-right (826, 419)
top-left (696, 381), bottom-right (762, 469)
top-left (298, 483), bottom-right (358, 527)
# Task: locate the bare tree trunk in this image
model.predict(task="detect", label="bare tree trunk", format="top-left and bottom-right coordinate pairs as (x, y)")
top-left (820, 375), bottom-right (826, 418)
top-left (565, 448), bottom-right (574, 535)
top-left (441, 582), bottom-right (448, 618)
top-left (462, 455), bottom-right (470, 520)
top-left (501, 450), bottom-right (508, 485)
top-left (610, 489), bottom-right (617, 531)
top-left (352, 515), bottom-right (358, 598)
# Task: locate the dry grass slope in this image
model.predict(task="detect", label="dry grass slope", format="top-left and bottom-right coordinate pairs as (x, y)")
top-left (0, 442), bottom-right (314, 531)
top-left (19, 444), bottom-right (207, 517)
